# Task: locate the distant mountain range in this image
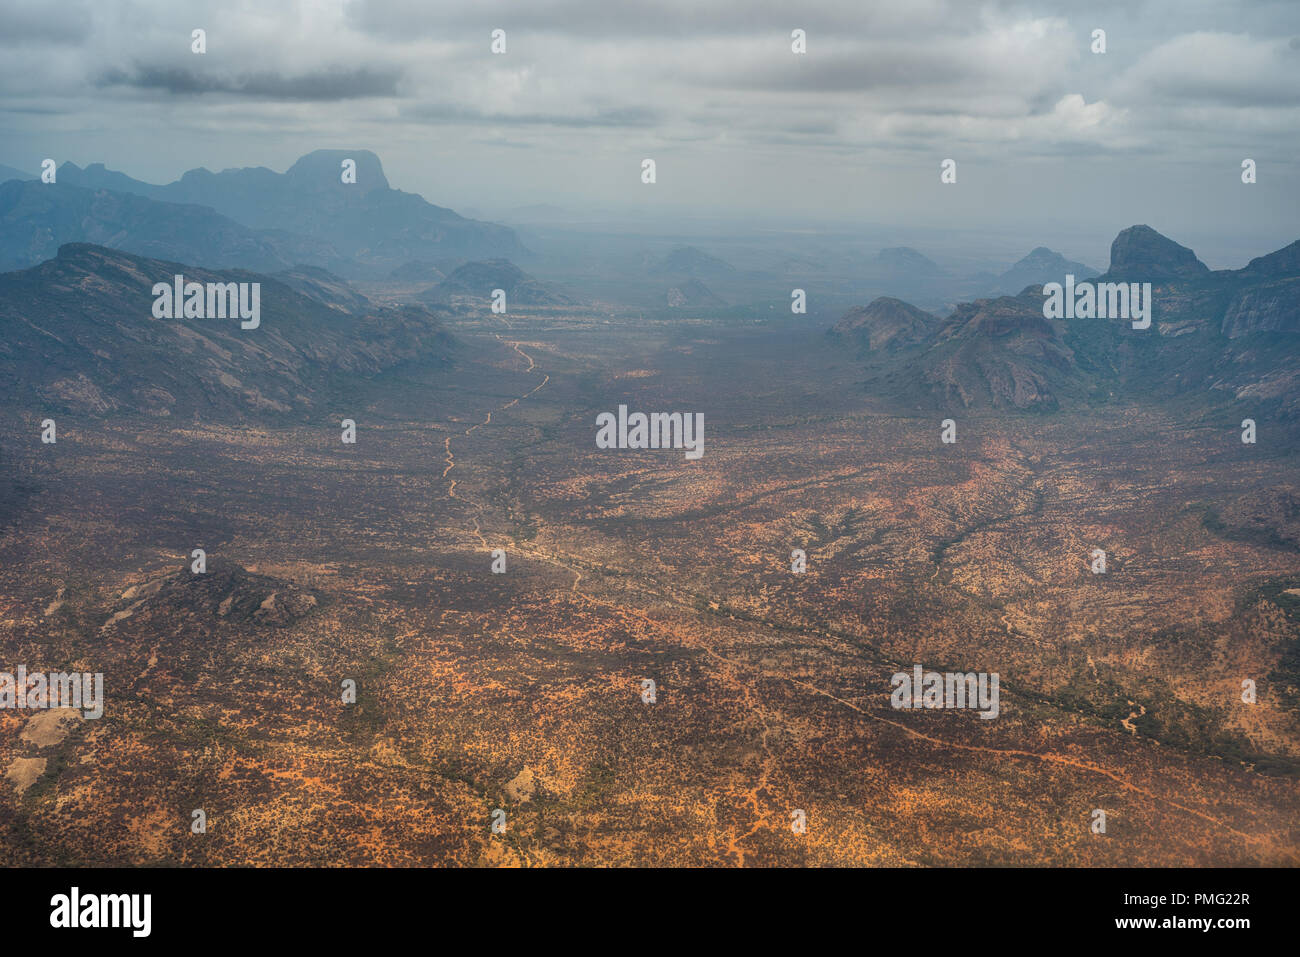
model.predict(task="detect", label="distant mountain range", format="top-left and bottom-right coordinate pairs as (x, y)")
top-left (666, 277), bottom-right (725, 309)
top-left (2, 150), bottom-right (524, 278)
top-left (872, 246), bottom-right (943, 279)
top-left (0, 178), bottom-right (344, 274)
top-left (988, 246), bottom-right (1099, 296)
top-left (0, 244), bottom-right (452, 418)
top-left (832, 297), bottom-right (937, 351)
top-left (419, 259), bottom-right (578, 307)
top-left (858, 244), bottom-right (1102, 300)
top-left (651, 245), bottom-right (738, 278)
top-left (388, 260), bottom-right (446, 283)
top-left (835, 225), bottom-right (1300, 421)
top-left (3, 179), bottom-right (1294, 431)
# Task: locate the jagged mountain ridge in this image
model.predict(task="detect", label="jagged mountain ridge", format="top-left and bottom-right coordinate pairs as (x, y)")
top-left (848, 225), bottom-right (1300, 418)
top-left (52, 149), bottom-right (526, 278)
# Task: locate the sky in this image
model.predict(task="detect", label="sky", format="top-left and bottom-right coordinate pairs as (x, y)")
top-left (1, 0), bottom-right (1297, 266)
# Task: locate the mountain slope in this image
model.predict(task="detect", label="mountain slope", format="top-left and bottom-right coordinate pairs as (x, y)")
top-left (666, 278), bottom-right (725, 309)
top-left (420, 259), bottom-right (577, 307)
top-left (0, 179), bottom-right (346, 274)
top-left (271, 265), bottom-right (373, 313)
top-left (832, 297), bottom-right (938, 351)
top-left (0, 244), bottom-right (453, 418)
top-left (388, 260), bottom-right (445, 283)
top-left (873, 246), bottom-right (943, 278)
top-left (913, 291), bottom-right (1081, 411)
top-left (0, 163), bottom-right (34, 183)
top-left (854, 226), bottom-right (1300, 421)
top-left (991, 246), bottom-right (1099, 296)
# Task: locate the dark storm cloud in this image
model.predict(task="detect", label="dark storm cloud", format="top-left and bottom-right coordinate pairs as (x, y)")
top-left (0, 105), bottom-right (68, 115)
top-left (96, 64), bottom-right (402, 100)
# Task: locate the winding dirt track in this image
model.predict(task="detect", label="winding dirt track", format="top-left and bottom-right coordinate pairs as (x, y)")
top-left (442, 330), bottom-right (549, 545)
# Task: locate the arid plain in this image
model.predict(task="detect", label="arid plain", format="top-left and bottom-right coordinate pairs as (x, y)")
top-left (1, 303), bottom-right (1297, 867)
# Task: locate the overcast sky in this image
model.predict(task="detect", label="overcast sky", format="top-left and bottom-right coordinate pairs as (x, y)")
top-left (1, 0), bottom-right (1297, 265)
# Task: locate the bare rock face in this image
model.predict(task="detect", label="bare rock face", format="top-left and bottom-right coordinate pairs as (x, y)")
top-left (1240, 240), bottom-right (1300, 279)
top-left (103, 559), bottom-right (322, 636)
top-left (1108, 225), bottom-right (1209, 280)
top-left (1222, 279), bottom-right (1300, 338)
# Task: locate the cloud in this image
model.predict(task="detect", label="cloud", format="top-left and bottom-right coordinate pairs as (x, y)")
top-left (1115, 31), bottom-right (1300, 108)
top-left (96, 64), bottom-right (402, 100)
top-left (343, 0), bottom-right (984, 41)
top-left (0, 0), bottom-right (1295, 233)
top-left (4, 0), bottom-right (1295, 163)
top-left (0, 1), bottom-right (94, 46)
top-left (402, 102), bottom-right (659, 128)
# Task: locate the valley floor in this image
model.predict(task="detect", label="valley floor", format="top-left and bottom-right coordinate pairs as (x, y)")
top-left (1, 309), bottom-right (1297, 866)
